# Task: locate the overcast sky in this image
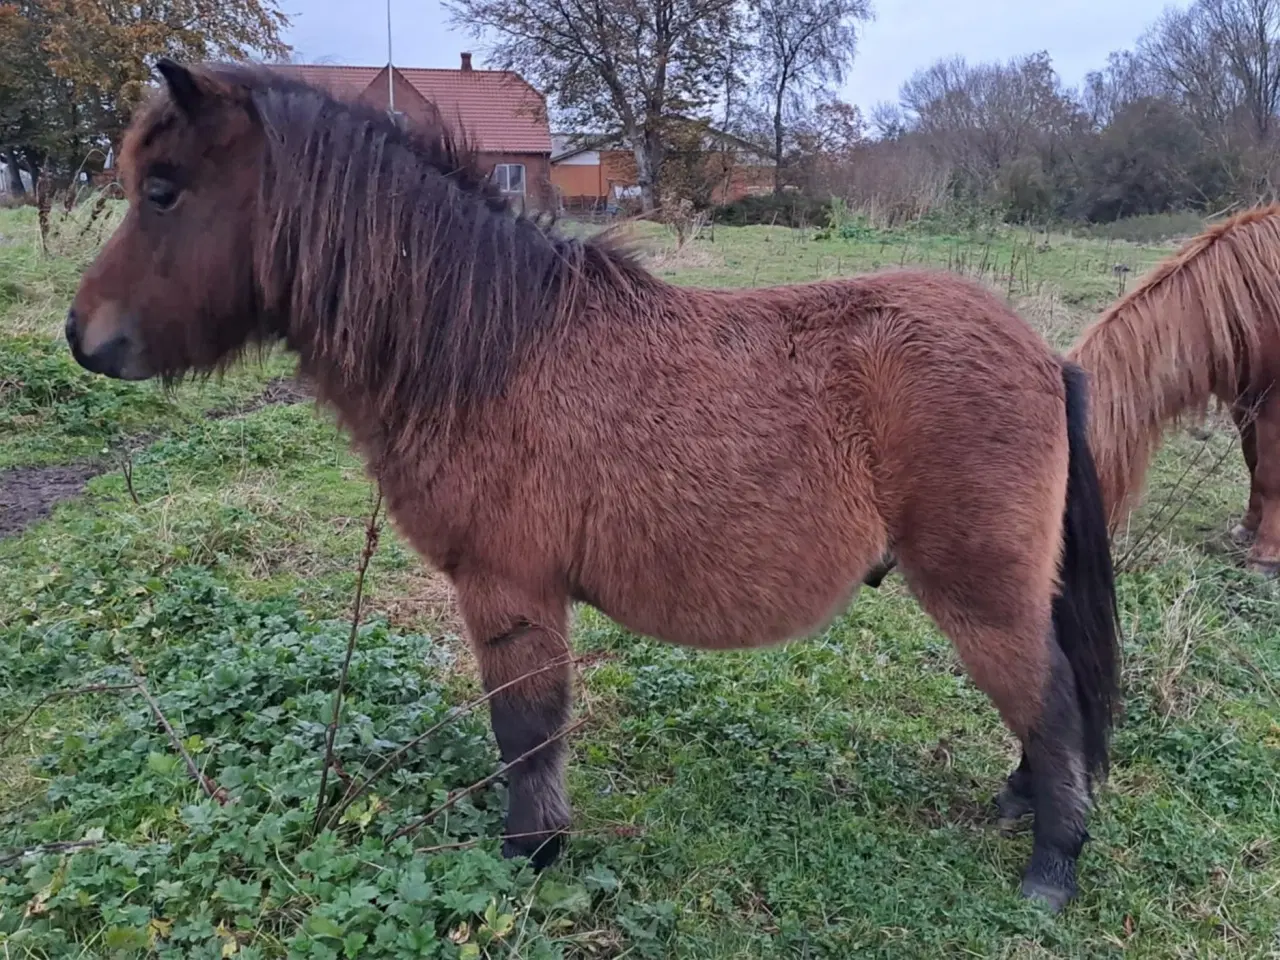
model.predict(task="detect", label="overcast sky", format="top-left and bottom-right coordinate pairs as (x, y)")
top-left (283, 0), bottom-right (1179, 115)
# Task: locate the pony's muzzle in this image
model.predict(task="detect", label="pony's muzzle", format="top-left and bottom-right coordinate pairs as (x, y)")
top-left (64, 307), bottom-right (152, 381)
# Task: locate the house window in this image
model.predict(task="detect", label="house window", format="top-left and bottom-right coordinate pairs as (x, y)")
top-left (493, 163), bottom-right (526, 196)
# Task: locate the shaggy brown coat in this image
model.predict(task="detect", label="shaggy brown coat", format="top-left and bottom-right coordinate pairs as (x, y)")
top-left (65, 60), bottom-right (1121, 911)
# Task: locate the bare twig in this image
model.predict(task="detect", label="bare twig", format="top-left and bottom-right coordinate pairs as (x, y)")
top-left (1117, 428), bottom-right (1217, 570)
top-left (313, 487), bottom-right (384, 833)
top-left (390, 716), bottom-right (590, 842)
top-left (121, 455), bottom-right (139, 506)
top-left (0, 684), bottom-right (139, 751)
top-left (414, 822), bottom-right (641, 856)
top-left (1119, 390), bottom-right (1269, 571)
top-left (0, 840), bottom-right (103, 868)
top-left (2, 679), bottom-right (228, 803)
top-left (133, 679), bottom-right (231, 805)
top-left (323, 652), bottom-right (582, 831)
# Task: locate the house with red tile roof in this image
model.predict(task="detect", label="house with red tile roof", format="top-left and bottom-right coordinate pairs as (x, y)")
top-left (277, 54), bottom-right (554, 208)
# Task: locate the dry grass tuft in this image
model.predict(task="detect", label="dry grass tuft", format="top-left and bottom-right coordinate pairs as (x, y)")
top-left (644, 242), bottom-right (722, 273)
top-left (371, 567), bottom-right (464, 639)
top-left (1014, 290), bottom-right (1094, 350)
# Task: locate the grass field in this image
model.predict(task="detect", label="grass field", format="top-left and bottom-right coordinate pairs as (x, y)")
top-left (2, 202), bottom-right (1279, 959)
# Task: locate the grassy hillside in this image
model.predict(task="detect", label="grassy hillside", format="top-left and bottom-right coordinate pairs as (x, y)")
top-left (2, 204), bottom-right (1277, 958)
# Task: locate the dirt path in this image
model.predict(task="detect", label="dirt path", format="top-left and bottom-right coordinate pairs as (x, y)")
top-left (1, 376), bottom-right (312, 541)
top-left (0, 461), bottom-right (108, 539)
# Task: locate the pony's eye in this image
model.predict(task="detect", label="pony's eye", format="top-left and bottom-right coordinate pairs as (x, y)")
top-left (144, 177), bottom-right (179, 211)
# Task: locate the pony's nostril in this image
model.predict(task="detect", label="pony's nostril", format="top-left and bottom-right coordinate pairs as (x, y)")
top-left (64, 309), bottom-right (79, 348)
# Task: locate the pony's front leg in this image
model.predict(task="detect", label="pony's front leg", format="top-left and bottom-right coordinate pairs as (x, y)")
top-left (456, 577), bottom-right (574, 868)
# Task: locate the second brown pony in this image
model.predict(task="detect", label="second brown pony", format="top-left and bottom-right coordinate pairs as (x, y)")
top-left (1067, 205), bottom-right (1280, 573)
top-left (65, 61), bottom-right (1120, 911)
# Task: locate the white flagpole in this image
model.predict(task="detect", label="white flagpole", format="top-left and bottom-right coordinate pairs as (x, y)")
top-left (387, 0), bottom-right (395, 113)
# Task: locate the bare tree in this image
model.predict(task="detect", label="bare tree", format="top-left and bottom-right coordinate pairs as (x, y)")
top-left (901, 52), bottom-right (1078, 187)
top-left (1200, 0), bottom-right (1280, 140)
top-left (448, 0), bottom-right (741, 211)
top-left (1140, 3), bottom-right (1243, 139)
top-left (869, 100), bottom-right (907, 140)
top-left (754, 0), bottom-right (872, 192)
top-left (1138, 0), bottom-right (1280, 201)
top-left (1082, 50), bottom-right (1162, 129)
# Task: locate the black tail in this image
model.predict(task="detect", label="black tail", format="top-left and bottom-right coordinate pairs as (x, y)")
top-left (1054, 361), bottom-right (1122, 783)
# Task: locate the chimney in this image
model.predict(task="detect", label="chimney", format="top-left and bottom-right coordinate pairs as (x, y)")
top-left (460, 52), bottom-right (473, 71)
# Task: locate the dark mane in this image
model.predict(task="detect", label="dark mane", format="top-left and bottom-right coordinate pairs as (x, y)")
top-left (202, 62), bottom-right (648, 444)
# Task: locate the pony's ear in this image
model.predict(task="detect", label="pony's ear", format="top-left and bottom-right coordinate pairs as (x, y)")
top-left (154, 59), bottom-right (204, 117)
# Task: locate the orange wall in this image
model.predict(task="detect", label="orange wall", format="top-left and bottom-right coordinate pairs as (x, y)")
top-left (550, 163), bottom-right (603, 198)
top-left (553, 147), bottom-right (772, 204)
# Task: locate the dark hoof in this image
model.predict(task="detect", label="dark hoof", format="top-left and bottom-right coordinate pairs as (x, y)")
top-left (1230, 523), bottom-right (1257, 546)
top-left (995, 786), bottom-right (1034, 835)
top-left (1246, 557), bottom-right (1280, 578)
top-left (995, 784), bottom-right (1034, 822)
top-left (1021, 848), bottom-right (1078, 913)
top-left (1020, 876), bottom-right (1075, 913)
top-left (502, 830), bottom-right (565, 870)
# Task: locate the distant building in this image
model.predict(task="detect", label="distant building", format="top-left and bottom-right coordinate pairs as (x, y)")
top-left (276, 54), bottom-right (553, 208)
top-left (551, 126), bottom-right (774, 211)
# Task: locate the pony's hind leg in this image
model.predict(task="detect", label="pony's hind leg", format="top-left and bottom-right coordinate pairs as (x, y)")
top-left (1241, 394), bottom-right (1280, 574)
top-left (995, 752), bottom-right (1034, 827)
top-left (1018, 637), bottom-right (1093, 909)
top-left (455, 576), bottom-right (574, 868)
top-left (891, 361), bottom-right (1116, 909)
top-left (907, 588), bottom-right (1092, 910)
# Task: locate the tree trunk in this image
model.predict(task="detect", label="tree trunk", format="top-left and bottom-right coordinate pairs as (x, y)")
top-left (634, 145), bottom-right (656, 212)
top-left (17, 149), bottom-right (41, 196)
top-left (2, 151), bottom-right (25, 195)
top-left (772, 86), bottom-right (786, 195)
top-left (633, 123), bottom-right (665, 213)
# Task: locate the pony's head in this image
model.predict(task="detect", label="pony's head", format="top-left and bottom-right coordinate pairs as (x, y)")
top-left (67, 60), bottom-right (270, 381)
top-left (67, 58), bottom-right (637, 438)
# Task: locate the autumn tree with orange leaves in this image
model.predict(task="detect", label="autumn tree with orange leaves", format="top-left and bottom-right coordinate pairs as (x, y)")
top-left (0, 0), bottom-right (290, 191)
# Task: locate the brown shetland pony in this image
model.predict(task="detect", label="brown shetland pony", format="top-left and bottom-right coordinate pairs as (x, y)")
top-left (1065, 205), bottom-right (1280, 574)
top-left (65, 60), bottom-right (1120, 910)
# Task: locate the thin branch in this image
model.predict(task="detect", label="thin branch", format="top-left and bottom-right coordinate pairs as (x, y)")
top-left (121, 455), bottom-right (140, 506)
top-left (1119, 389), bottom-right (1270, 571)
top-left (0, 684), bottom-right (139, 752)
top-left (133, 679), bottom-right (231, 806)
top-left (313, 487), bottom-right (384, 833)
top-left (323, 652), bottom-right (583, 831)
top-left (414, 822), bottom-right (642, 855)
top-left (390, 716), bottom-right (590, 842)
top-left (0, 840), bottom-right (103, 868)
top-left (2, 680), bottom-right (230, 804)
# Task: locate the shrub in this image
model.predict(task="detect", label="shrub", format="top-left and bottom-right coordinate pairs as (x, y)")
top-left (710, 193), bottom-right (830, 228)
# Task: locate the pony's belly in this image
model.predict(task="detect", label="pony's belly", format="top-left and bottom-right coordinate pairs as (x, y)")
top-left (580, 543), bottom-right (867, 651)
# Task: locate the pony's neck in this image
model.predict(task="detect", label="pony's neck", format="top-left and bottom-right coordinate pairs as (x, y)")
top-left (1069, 291), bottom-right (1237, 526)
top-left (257, 119), bottom-right (585, 451)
